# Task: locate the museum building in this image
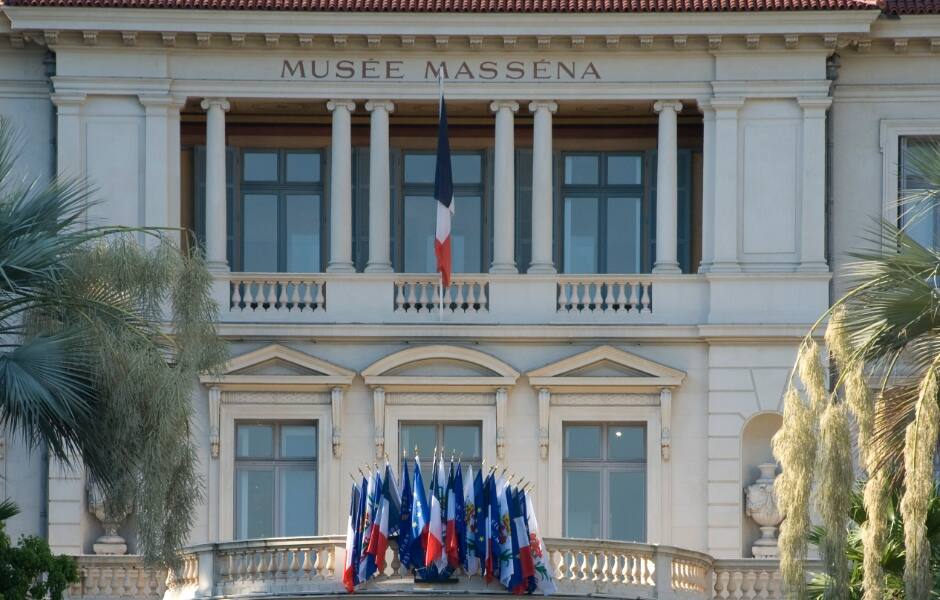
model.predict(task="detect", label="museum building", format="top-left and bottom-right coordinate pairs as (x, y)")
top-left (1, 0), bottom-right (939, 596)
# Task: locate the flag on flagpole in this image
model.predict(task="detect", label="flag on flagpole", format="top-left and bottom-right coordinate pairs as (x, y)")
top-left (410, 456), bottom-right (431, 566)
top-left (343, 483), bottom-right (361, 593)
top-left (398, 459), bottom-right (415, 570)
top-left (463, 465), bottom-right (480, 576)
top-left (453, 464), bottom-right (467, 572)
top-left (510, 488), bottom-right (536, 594)
top-left (473, 468), bottom-right (487, 577)
top-left (434, 83), bottom-right (454, 289)
top-left (426, 454), bottom-right (446, 571)
top-left (524, 491), bottom-right (557, 596)
top-left (445, 462), bottom-right (459, 569)
top-left (485, 473), bottom-right (501, 584)
top-left (384, 461), bottom-right (402, 538)
top-left (506, 486), bottom-right (524, 594)
top-left (358, 470), bottom-right (381, 582)
top-left (366, 472), bottom-right (393, 573)
top-left (496, 477), bottom-right (515, 589)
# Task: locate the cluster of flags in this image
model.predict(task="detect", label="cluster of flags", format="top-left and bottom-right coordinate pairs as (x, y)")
top-left (342, 453), bottom-right (556, 595)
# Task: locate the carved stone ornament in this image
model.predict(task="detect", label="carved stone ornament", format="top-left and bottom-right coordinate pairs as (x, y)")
top-left (87, 481), bottom-right (132, 555)
top-left (744, 462), bottom-right (783, 558)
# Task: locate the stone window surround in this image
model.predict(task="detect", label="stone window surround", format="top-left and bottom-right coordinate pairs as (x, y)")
top-left (880, 119), bottom-right (940, 230)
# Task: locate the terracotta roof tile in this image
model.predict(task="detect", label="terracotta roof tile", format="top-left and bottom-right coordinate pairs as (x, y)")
top-left (881, 0), bottom-right (940, 13)
top-left (2, 0), bottom-right (879, 11)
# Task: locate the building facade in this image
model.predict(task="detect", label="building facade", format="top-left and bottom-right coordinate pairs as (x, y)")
top-left (0, 0), bottom-right (937, 596)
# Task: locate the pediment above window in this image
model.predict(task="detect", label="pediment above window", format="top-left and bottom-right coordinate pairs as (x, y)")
top-left (362, 345), bottom-right (519, 392)
top-left (200, 344), bottom-right (355, 392)
top-left (527, 345), bottom-right (685, 393)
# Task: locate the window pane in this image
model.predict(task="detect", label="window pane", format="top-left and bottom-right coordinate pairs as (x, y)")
top-left (564, 155), bottom-right (599, 185)
top-left (608, 426), bottom-right (645, 460)
top-left (565, 425), bottom-right (601, 459)
top-left (405, 154), bottom-right (436, 184)
top-left (281, 425), bottom-right (317, 458)
top-left (453, 154), bottom-right (482, 184)
top-left (609, 471), bottom-right (645, 541)
top-left (444, 425), bottom-right (481, 459)
top-left (244, 152), bottom-right (278, 182)
top-left (452, 195), bottom-right (482, 273)
top-left (401, 424), bottom-right (437, 460)
top-left (243, 194), bottom-right (278, 272)
top-left (565, 470), bottom-right (601, 538)
top-left (285, 194), bottom-right (321, 272)
top-left (286, 153), bottom-right (320, 183)
top-left (237, 424), bottom-right (274, 458)
top-left (403, 195), bottom-right (437, 273)
top-left (236, 468), bottom-right (274, 539)
top-left (606, 197), bottom-right (642, 273)
top-left (280, 469), bottom-right (317, 536)
top-left (563, 197), bottom-right (599, 274)
top-left (607, 155), bottom-right (642, 185)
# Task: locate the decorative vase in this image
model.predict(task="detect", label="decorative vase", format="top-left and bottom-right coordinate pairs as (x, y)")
top-left (744, 462), bottom-right (783, 558)
top-left (87, 482), bottom-right (131, 556)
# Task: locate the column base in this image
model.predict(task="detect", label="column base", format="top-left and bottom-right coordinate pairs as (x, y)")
top-left (327, 262), bottom-right (356, 273)
top-left (489, 262), bottom-right (518, 274)
top-left (207, 261), bottom-right (230, 272)
top-left (364, 262), bottom-right (394, 273)
top-left (527, 263), bottom-right (556, 275)
top-left (709, 262), bottom-right (742, 273)
top-left (652, 262), bottom-right (681, 274)
top-left (798, 261), bottom-right (830, 273)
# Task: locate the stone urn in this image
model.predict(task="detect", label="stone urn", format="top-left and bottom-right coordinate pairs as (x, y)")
top-left (744, 462), bottom-right (783, 558)
top-left (87, 482), bottom-right (132, 556)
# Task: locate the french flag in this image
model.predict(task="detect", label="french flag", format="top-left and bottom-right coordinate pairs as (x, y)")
top-left (343, 483), bottom-right (361, 593)
top-left (426, 455), bottom-right (447, 570)
top-left (445, 464), bottom-right (459, 569)
top-left (434, 90), bottom-right (454, 289)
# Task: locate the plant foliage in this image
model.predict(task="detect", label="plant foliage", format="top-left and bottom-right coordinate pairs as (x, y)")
top-left (0, 500), bottom-right (79, 600)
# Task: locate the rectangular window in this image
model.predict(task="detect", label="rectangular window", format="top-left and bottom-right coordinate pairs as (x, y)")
top-left (560, 152), bottom-right (645, 274)
top-left (235, 421), bottom-right (317, 539)
top-left (563, 423), bottom-right (646, 542)
top-left (899, 136), bottom-right (940, 249)
top-left (400, 421), bottom-right (482, 482)
top-left (399, 151), bottom-right (486, 273)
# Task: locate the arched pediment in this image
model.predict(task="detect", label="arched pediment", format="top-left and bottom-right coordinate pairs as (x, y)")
top-left (362, 345), bottom-right (519, 392)
top-left (200, 344), bottom-right (355, 391)
top-left (527, 345), bottom-right (685, 393)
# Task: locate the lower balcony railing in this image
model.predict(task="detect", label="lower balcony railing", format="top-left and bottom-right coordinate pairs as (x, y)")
top-left (156, 536), bottom-right (805, 600)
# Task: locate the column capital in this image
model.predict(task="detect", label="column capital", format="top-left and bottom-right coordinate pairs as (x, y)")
top-left (528, 100), bottom-right (558, 113)
top-left (653, 100), bottom-right (683, 113)
top-left (327, 99), bottom-right (356, 113)
top-left (365, 99), bottom-right (395, 113)
top-left (490, 100), bottom-right (520, 114)
top-left (50, 92), bottom-right (87, 110)
top-left (694, 97), bottom-right (714, 114)
top-left (797, 96), bottom-right (832, 114)
top-left (200, 97), bottom-right (230, 112)
top-left (710, 97), bottom-right (746, 113)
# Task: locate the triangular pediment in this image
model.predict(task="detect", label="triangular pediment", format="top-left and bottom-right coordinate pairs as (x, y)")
top-left (527, 346), bottom-right (685, 392)
top-left (362, 345), bottom-right (519, 392)
top-left (200, 344), bottom-right (354, 391)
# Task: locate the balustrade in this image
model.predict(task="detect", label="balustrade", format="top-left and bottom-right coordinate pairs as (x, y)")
top-left (228, 275), bottom-right (326, 313)
top-left (67, 556), bottom-right (166, 600)
top-left (393, 277), bottom-right (489, 314)
top-left (556, 277), bottom-right (652, 314)
top-left (711, 559), bottom-right (800, 599)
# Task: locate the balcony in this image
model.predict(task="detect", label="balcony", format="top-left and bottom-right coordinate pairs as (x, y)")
top-left (134, 537), bottom-right (800, 600)
top-left (214, 270), bottom-right (831, 328)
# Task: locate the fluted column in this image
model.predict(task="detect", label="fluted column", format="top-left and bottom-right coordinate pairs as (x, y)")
top-left (365, 100), bottom-right (394, 273)
top-left (653, 100), bottom-right (683, 273)
top-left (200, 97), bottom-right (230, 270)
top-left (490, 101), bottom-right (519, 274)
top-left (528, 101), bottom-right (558, 274)
top-left (798, 97), bottom-right (831, 272)
top-left (327, 100), bottom-right (356, 273)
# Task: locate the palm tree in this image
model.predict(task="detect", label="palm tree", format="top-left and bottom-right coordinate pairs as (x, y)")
top-left (773, 140), bottom-right (940, 599)
top-left (0, 119), bottom-right (227, 565)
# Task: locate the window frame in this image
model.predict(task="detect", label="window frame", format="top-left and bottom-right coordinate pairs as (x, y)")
top-left (562, 423), bottom-right (648, 542)
top-left (399, 420), bottom-right (484, 472)
top-left (557, 151), bottom-right (649, 274)
top-left (233, 420), bottom-right (318, 540)
top-left (881, 120), bottom-right (940, 250)
top-left (395, 149), bottom-right (489, 274)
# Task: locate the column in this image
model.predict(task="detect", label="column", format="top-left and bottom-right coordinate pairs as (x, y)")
top-left (141, 95), bottom-right (185, 246)
top-left (490, 101), bottom-right (519, 274)
top-left (698, 99), bottom-right (716, 272)
top-left (711, 98), bottom-right (745, 272)
top-left (51, 93), bottom-right (86, 183)
top-left (653, 101), bottom-right (683, 273)
top-left (365, 100), bottom-right (394, 273)
top-left (200, 98), bottom-right (230, 271)
top-left (528, 101), bottom-right (558, 274)
top-left (798, 97), bottom-right (831, 272)
top-left (327, 100), bottom-right (356, 273)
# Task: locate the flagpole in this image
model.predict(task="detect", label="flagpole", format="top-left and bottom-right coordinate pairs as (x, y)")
top-left (438, 68), bottom-right (445, 324)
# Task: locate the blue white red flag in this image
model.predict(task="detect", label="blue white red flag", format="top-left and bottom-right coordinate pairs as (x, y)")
top-left (426, 454), bottom-right (447, 571)
top-left (434, 88), bottom-right (454, 288)
top-left (410, 456), bottom-right (431, 566)
top-left (358, 470), bottom-right (381, 582)
top-left (343, 483), bottom-right (361, 593)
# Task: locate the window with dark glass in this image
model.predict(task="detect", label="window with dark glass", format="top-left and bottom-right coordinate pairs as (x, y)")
top-left (899, 136), bottom-right (940, 249)
top-left (235, 421), bottom-right (317, 539)
top-left (397, 151), bottom-right (486, 273)
top-left (399, 421), bottom-right (482, 482)
top-left (563, 423), bottom-right (646, 542)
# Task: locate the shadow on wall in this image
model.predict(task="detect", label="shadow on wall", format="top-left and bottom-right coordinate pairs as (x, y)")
top-left (741, 412), bottom-right (782, 558)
